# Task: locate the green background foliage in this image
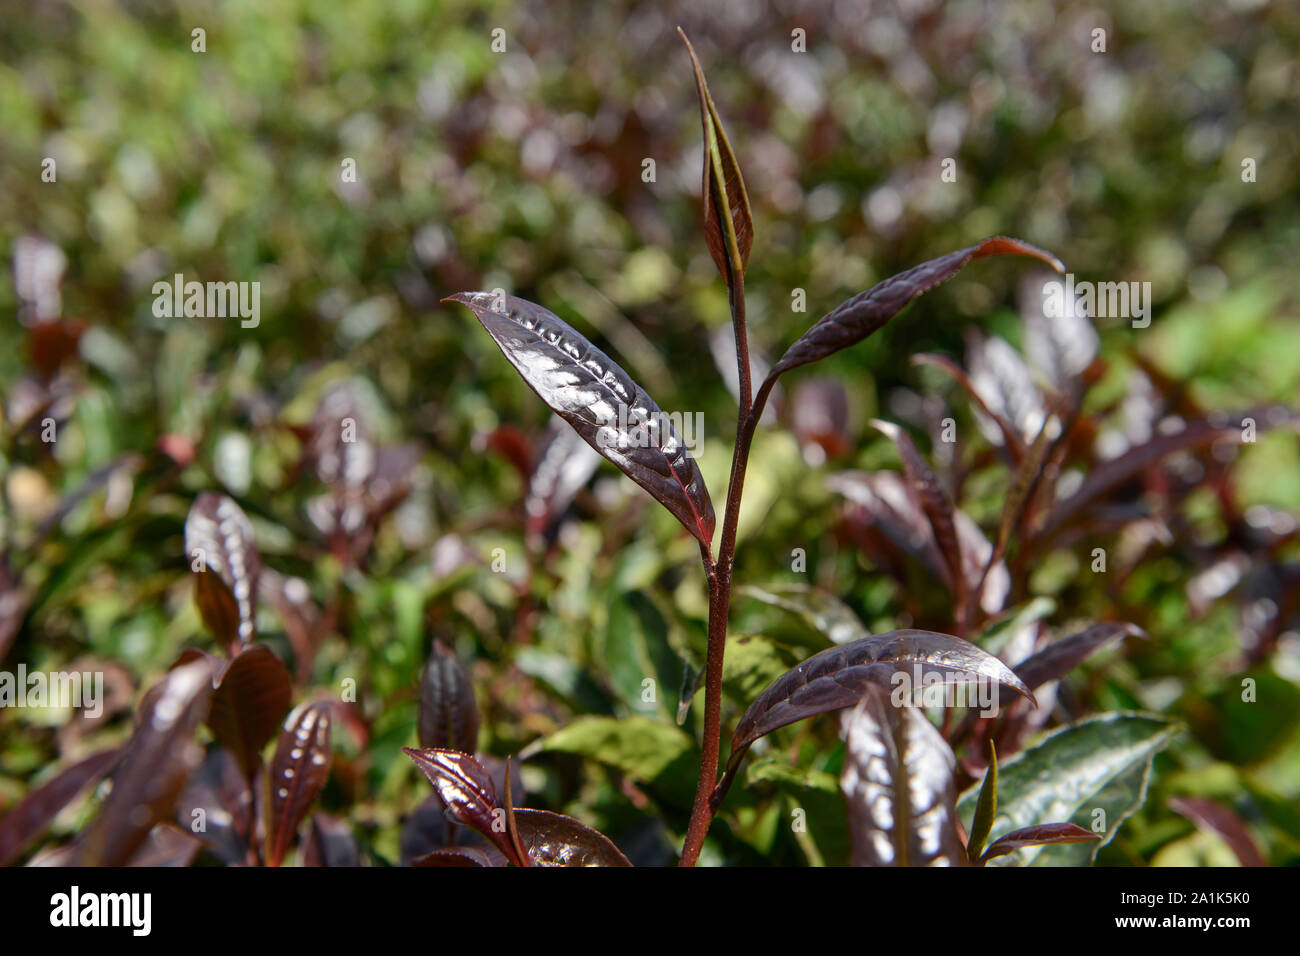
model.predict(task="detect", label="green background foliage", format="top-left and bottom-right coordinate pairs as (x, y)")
top-left (1, 0), bottom-right (1298, 866)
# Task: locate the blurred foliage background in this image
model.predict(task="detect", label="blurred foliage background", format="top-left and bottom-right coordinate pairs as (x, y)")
top-left (1, 0), bottom-right (1299, 866)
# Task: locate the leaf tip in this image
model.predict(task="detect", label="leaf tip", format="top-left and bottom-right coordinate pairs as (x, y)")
top-left (867, 418), bottom-right (899, 439)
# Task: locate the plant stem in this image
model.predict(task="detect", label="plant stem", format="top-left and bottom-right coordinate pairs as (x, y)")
top-left (730, 282), bottom-right (752, 417)
top-left (679, 372), bottom-right (778, 866)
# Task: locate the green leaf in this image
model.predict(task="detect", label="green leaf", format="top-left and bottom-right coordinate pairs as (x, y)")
top-left (721, 634), bottom-right (791, 704)
top-left (745, 758), bottom-right (848, 867)
top-left (739, 583), bottom-right (869, 646)
top-left (539, 716), bottom-right (697, 802)
top-left (957, 712), bottom-right (1178, 866)
top-left (967, 741), bottom-right (998, 863)
top-left (605, 592), bottom-right (682, 717)
top-left (744, 758), bottom-right (839, 794)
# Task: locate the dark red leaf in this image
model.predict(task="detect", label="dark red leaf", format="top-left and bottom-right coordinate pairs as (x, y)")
top-left (418, 640), bottom-right (481, 754)
top-left (258, 569), bottom-right (320, 682)
top-left (525, 419), bottom-right (601, 541)
top-left (841, 685), bottom-right (966, 866)
top-left (175, 746), bottom-right (253, 865)
top-left (266, 700), bottom-right (333, 867)
top-left (302, 812), bottom-right (362, 867)
top-left (829, 471), bottom-right (947, 575)
top-left (910, 353), bottom-right (1027, 459)
top-left (679, 28), bottom-right (754, 288)
top-left (512, 808), bottom-right (632, 866)
top-left (1168, 796), bottom-right (1266, 867)
top-left (1020, 273), bottom-right (1098, 396)
top-left (74, 658), bottom-right (214, 865)
top-left (484, 424), bottom-right (534, 478)
top-left (412, 847), bottom-right (497, 867)
top-left (126, 824), bottom-right (203, 867)
top-left (445, 291), bottom-right (715, 546)
top-left (980, 823), bottom-right (1100, 861)
top-left (870, 419), bottom-right (965, 616)
top-left (0, 748), bottom-right (122, 865)
top-left (963, 330), bottom-right (1048, 444)
top-left (790, 380), bottom-right (850, 460)
top-left (28, 318), bottom-right (85, 381)
top-left (771, 238), bottom-right (1063, 377)
top-left (306, 382), bottom-right (376, 495)
top-left (402, 747), bottom-right (529, 866)
top-left (716, 629), bottom-right (1033, 805)
top-left (828, 471), bottom-right (1009, 614)
top-left (1038, 413), bottom-right (1295, 538)
top-left (1012, 622), bottom-right (1146, 691)
top-left (184, 493), bottom-right (261, 651)
top-left (207, 644), bottom-right (293, 778)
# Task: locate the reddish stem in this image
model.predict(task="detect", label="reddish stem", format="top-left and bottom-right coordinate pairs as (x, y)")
top-left (679, 370), bottom-right (778, 866)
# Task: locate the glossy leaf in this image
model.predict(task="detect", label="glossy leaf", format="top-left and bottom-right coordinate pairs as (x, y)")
top-left (74, 658), bottom-right (213, 865)
top-left (418, 640), bottom-right (481, 753)
top-left (207, 644), bottom-right (293, 779)
top-left (412, 846), bottom-right (497, 867)
top-left (266, 700), bottom-right (333, 867)
top-left (525, 418), bottom-right (601, 541)
top-left (0, 748), bottom-right (121, 866)
top-left (307, 382), bottom-right (375, 496)
top-left (402, 747), bottom-right (529, 866)
top-left (192, 566), bottom-right (241, 650)
top-left (1038, 416), bottom-right (1268, 538)
top-left (770, 238), bottom-right (1063, 377)
top-left (1012, 622), bottom-right (1146, 692)
top-left (1021, 273), bottom-right (1098, 394)
top-left (965, 331), bottom-right (1047, 444)
top-left (840, 685), bottom-right (966, 866)
top-left (910, 353), bottom-right (1027, 459)
top-left (966, 741), bottom-right (998, 864)
top-left (185, 492), bottom-right (261, 650)
top-left (445, 291), bottom-right (715, 546)
top-left (175, 746), bottom-right (253, 866)
top-left (679, 28), bottom-right (753, 288)
top-left (512, 808), bottom-right (632, 867)
top-left (721, 629), bottom-right (1034, 799)
top-left (258, 568), bottom-right (320, 682)
top-left (972, 597), bottom-right (1056, 658)
top-left (501, 756), bottom-right (530, 866)
top-left (828, 471), bottom-right (948, 574)
top-left (739, 583), bottom-right (868, 645)
top-left (980, 823), bottom-right (1099, 862)
top-left (870, 419), bottom-right (965, 615)
top-left (954, 512), bottom-right (1011, 616)
top-left (957, 712), bottom-right (1177, 866)
top-left (830, 470), bottom-right (1009, 615)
